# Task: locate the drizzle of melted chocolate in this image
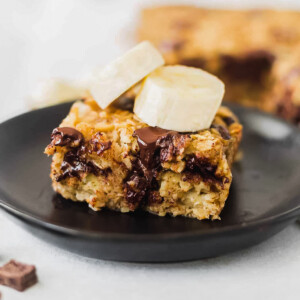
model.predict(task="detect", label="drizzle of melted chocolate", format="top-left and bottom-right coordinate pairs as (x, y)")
top-left (133, 127), bottom-right (177, 169)
top-left (51, 127), bottom-right (83, 147)
top-left (124, 127), bottom-right (184, 209)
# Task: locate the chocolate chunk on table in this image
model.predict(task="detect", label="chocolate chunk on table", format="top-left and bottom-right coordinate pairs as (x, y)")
top-left (0, 260), bottom-right (38, 291)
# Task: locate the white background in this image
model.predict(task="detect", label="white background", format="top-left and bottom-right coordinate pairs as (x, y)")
top-left (0, 0), bottom-right (300, 299)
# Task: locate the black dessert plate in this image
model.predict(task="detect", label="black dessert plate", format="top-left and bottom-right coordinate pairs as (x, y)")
top-left (0, 102), bottom-right (300, 262)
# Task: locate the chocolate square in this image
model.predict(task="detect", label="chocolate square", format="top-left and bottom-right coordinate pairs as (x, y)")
top-left (0, 260), bottom-right (37, 292)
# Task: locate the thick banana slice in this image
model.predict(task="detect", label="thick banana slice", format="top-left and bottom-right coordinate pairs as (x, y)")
top-left (89, 41), bottom-right (164, 109)
top-left (134, 65), bottom-right (225, 132)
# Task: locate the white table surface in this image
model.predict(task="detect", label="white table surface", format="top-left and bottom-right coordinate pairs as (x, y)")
top-left (0, 0), bottom-right (300, 299)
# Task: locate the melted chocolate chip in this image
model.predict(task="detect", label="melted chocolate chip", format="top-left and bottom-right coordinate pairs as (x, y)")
top-left (112, 96), bottom-right (135, 112)
top-left (51, 127), bottom-right (84, 148)
top-left (211, 124), bottom-right (231, 140)
top-left (185, 155), bottom-right (223, 185)
top-left (56, 144), bottom-right (111, 182)
top-left (124, 168), bottom-right (148, 210)
top-left (49, 127), bottom-right (112, 181)
top-left (222, 116), bottom-right (235, 126)
top-left (98, 141), bottom-right (112, 154)
top-left (124, 127), bottom-right (188, 208)
top-left (133, 127), bottom-right (178, 169)
top-left (220, 50), bottom-right (275, 83)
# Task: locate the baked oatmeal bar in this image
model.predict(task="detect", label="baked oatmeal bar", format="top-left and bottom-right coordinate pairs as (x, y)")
top-left (45, 96), bottom-right (242, 220)
top-left (138, 6), bottom-right (300, 123)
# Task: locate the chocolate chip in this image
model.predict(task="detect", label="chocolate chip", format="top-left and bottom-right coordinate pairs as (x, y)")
top-left (185, 155), bottom-right (223, 185)
top-left (112, 95), bottom-right (135, 112)
top-left (222, 116), bottom-right (235, 126)
top-left (133, 127), bottom-right (177, 169)
top-left (56, 145), bottom-right (111, 182)
top-left (125, 127), bottom-right (189, 208)
top-left (0, 260), bottom-right (38, 292)
top-left (124, 173), bottom-right (148, 210)
top-left (211, 124), bottom-right (231, 140)
top-left (51, 127), bottom-right (84, 148)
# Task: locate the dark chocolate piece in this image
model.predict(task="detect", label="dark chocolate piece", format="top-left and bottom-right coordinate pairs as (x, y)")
top-left (185, 155), bottom-right (224, 185)
top-left (124, 127), bottom-right (188, 208)
top-left (0, 260), bottom-right (37, 292)
top-left (51, 127), bottom-right (84, 148)
top-left (56, 146), bottom-right (111, 182)
top-left (133, 127), bottom-right (177, 169)
top-left (211, 124), bottom-right (231, 140)
top-left (222, 116), bottom-right (235, 126)
top-left (124, 161), bottom-right (149, 209)
top-left (112, 95), bottom-right (135, 112)
top-left (52, 130), bottom-right (112, 181)
top-left (220, 50), bottom-right (275, 83)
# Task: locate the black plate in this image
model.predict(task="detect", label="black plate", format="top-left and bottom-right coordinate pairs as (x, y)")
top-left (0, 102), bottom-right (300, 262)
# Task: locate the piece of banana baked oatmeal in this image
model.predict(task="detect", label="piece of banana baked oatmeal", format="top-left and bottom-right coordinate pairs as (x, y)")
top-left (138, 6), bottom-right (300, 124)
top-left (45, 96), bottom-right (242, 220)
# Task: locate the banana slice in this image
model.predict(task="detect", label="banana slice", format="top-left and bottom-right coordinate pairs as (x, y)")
top-left (27, 79), bottom-right (87, 109)
top-left (89, 41), bottom-right (164, 109)
top-left (134, 65), bottom-right (225, 132)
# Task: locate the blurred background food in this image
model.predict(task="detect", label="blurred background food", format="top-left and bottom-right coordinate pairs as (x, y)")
top-left (1, 0), bottom-right (300, 122)
top-left (139, 7), bottom-right (300, 124)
